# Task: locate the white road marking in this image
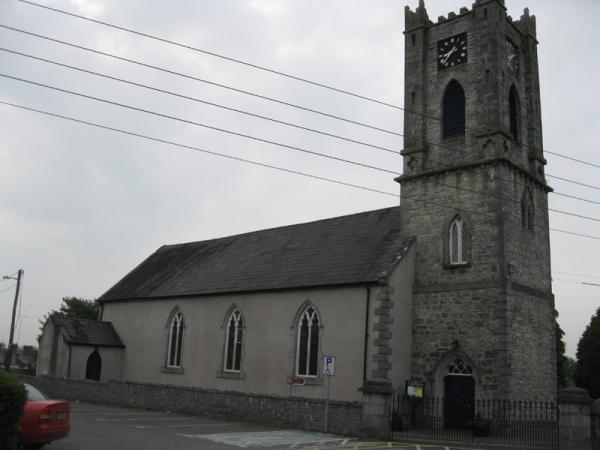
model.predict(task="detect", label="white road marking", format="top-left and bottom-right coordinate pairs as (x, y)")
top-left (177, 430), bottom-right (344, 448)
top-left (94, 416), bottom-right (195, 422)
top-left (131, 422), bottom-right (237, 429)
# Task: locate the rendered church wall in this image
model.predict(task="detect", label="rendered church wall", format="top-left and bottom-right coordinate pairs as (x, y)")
top-left (68, 345), bottom-right (124, 383)
top-left (36, 320), bottom-right (55, 376)
top-left (101, 286), bottom-right (371, 402)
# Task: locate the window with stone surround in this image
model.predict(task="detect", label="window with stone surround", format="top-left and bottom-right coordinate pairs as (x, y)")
top-left (296, 306), bottom-right (320, 377)
top-left (521, 189), bottom-right (534, 230)
top-left (166, 310), bottom-right (184, 368)
top-left (448, 215), bottom-right (470, 265)
top-left (442, 79), bottom-right (465, 138)
top-left (223, 307), bottom-right (244, 372)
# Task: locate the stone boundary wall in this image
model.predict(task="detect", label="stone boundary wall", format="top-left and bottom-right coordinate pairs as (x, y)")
top-left (18, 375), bottom-right (363, 436)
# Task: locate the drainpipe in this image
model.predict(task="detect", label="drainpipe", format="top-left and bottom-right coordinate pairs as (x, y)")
top-left (363, 285), bottom-right (371, 381)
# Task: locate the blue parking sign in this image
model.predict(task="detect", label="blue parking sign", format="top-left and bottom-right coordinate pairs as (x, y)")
top-left (323, 356), bottom-right (336, 376)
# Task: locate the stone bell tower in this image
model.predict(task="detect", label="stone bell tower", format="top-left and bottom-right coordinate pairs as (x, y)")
top-left (397, 0), bottom-right (556, 401)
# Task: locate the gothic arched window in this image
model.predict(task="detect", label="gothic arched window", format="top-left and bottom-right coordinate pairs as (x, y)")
top-left (224, 307), bottom-right (244, 372)
top-left (296, 305), bottom-right (320, 377)
top-left (442, 80), bottom-right (466, 138)
top-left (521, 189), bottom-right (534, 230)
top-left (509, 85), bottom-right (520, 143)
top-left (447, 358), bottom-right (473, 376)
top-left (449, 215), bottom-right (470, 265)
top-left (166, 310), bottom-right (184, 368)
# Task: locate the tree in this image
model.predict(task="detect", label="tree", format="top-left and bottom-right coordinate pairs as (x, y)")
top-left (39, 297), bottom-right (99, 338)
top-left (555, 316), bottom-right (570, 389)
top-left (574, 306), bottom-right (600, 399)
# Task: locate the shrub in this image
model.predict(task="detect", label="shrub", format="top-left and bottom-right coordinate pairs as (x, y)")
top-left (0, 371), bottom-right (27, 450)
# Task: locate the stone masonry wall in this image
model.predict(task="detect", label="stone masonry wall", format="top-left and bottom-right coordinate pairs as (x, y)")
top-left (411, 287), bottom-right (501, 398)
top-left (18, 375), bottom-right (362, 436)
top-left (509, 289), bottom-right (556, 400)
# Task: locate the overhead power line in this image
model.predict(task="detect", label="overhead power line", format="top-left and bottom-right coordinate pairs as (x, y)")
top-left (546, 174), bottom-right (600, 191)
top-left (0, 72), bottom-right (399, 176)
top-left (0, 284), bottom-right (16, 294)
top-left (14, 0), bottom-right (600, 172)
top-left (553, 278), bottom-right (600, 287)
top-left (1, 99), bottom-right (598, 241)
top-left (0, 47), bottom-right (399, 155)
top-left (16, 0), bottom-right (403, 110)
top-left (6, 46), bottom-right (596, 206)
top-left (554, 270), bottom-right (600, 280)
top-left (0, 99), bottom-right (399, 198)
top-left (3, 72), bottom-right (600, 224)
top-left (0, 24), bottom-right (401, 137)
top-left (2, 25), bottom-right (598, 198)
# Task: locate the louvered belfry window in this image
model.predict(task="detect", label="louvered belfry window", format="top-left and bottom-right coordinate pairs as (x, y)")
top-left (442, 80), bottom-right (466, 138)
top-left (509, 85), bottom-right (520, 142)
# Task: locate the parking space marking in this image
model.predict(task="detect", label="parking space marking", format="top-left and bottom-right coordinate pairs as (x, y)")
top-left (131, 422), bottom-right (238, 429)
top-left (298, 443), bottom-right (484, 450)
top-left (178, 430), bottom-right (345, 448)
top-left (93, 416), bottom-right (194, 422)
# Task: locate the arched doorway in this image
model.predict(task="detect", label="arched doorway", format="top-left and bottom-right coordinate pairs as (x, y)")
top-left (443, 358), bottom-right (475, 429)
top-left (85, 350), bottom-right (102, 381)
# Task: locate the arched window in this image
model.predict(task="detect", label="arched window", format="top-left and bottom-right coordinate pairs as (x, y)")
top-left (85, 350), bottom-right (102, 381)
top-left (442, 80), bottom-right (465, 138)
top-left (509, 85), bottom-right (520, 143)
top-left (521, 189), bottom-right (534, 230)
top-left (166, 311), bottom-right (184, 368)
top-left (446, 358), bottom-right (473, 375)
top-left (296, 305), bottom-right (320, 377)
top-left (224, 308), bottom-right (244, 372)
top-left (449, 215), bottom-right (470, 265)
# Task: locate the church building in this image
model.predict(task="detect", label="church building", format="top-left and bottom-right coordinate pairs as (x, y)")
top-left (37, 0), bottom-right (557, 435)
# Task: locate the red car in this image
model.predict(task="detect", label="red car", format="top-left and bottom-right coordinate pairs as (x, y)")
top-left (19, 384), bottom-right (70, 449)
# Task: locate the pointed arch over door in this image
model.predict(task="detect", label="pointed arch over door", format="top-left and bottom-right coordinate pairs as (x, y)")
top-left (442, 80), bottom-right (466, 138)
top-left (85, 349), bottom-right (102, 381)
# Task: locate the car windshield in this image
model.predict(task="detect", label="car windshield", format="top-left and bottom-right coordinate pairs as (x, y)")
top-left (25, 384), bottom-right (48, 401)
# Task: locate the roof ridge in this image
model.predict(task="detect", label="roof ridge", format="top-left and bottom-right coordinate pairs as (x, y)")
top-left (162, 205), bottom-right (400, 249)
top-left (52, 313), bottom-right (103, 323)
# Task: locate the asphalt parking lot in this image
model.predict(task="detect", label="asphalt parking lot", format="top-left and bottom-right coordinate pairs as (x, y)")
top-left (47, 402), bottom-right (490, 450)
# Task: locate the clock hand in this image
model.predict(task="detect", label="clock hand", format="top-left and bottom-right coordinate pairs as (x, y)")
top-left (441, 46), bottom-right (458, 64)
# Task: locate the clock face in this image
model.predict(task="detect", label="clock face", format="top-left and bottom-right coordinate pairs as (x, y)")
top-left (506, 39), bottom-right (519, 72)
top-left (438, 33), bottom-right (468, 70)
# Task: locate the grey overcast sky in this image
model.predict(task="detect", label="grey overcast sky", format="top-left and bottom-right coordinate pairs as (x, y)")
top-left (0, 0), bottom-right (598, 357)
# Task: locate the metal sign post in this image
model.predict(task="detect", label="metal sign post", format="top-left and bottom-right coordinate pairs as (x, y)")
top-left (322, 356), bottom-right (335, 432)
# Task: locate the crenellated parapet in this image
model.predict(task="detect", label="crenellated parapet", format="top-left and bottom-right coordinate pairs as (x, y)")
top-left (405, 0), bottom-right (432, 31)
top-left (514, 7), bottom-right (537, 40)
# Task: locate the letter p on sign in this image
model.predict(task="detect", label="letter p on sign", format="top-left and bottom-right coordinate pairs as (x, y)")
top-left (323, 356), bottom-right (336, 376)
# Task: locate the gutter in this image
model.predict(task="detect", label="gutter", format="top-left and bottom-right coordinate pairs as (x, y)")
top-left (362, 285), bottom-right (371, 381)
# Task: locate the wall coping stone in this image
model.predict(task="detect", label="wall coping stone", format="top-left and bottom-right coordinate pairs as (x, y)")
top-left (559, 387), bottom-right (593, 404)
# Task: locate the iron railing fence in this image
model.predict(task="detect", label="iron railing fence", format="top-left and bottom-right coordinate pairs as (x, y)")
top-left (391, 395), bottom-right (558, 449)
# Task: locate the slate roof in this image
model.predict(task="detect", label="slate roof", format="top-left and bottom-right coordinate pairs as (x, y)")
top-left (99, 206), bottom-right (412, 302)
top-left (51, 314), bottom-right (124, 347)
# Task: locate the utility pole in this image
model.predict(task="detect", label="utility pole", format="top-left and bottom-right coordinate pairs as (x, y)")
top-left (3, 269), bottom-right (24, 371)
